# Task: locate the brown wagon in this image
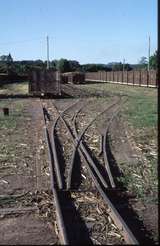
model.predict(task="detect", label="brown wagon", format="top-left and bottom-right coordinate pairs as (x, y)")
top-left (29, 69), bottom-right (61, 96)
top-left (62, 72), bottom-right (85, 84)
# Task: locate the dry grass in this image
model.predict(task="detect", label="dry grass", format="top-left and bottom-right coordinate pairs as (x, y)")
top-left (0, 82), bottom-right (28, 94)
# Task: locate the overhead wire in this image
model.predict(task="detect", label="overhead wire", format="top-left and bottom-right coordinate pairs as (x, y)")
top-left (0, 36), bottom-right (54, 46)
top-left (0, 37), bottom-right (44, 46)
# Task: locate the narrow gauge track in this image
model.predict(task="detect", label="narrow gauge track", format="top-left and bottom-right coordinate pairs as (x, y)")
top-left (67, 97), bottom-right (124, 190)
top-left (42, 98), bottom-right (138, 245)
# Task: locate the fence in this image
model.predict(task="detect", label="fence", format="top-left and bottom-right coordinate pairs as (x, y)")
top-left (85, 70), bottom-right (157, 87)
top-left (29, 70), bottom-right (61, 95)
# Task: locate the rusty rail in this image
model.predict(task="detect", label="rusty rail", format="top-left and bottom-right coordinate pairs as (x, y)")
top-left (102, 99), bottom-right (128, 188)
top-left (52, 102), bottom-right (109, 189)
top-left (51, 99), bottom-right (138, 245)
top-left (40, 101), bottom-right (69, 244)
top-left (67, 97), bottom-right (121, 189)
top-left (50, 100), bottom-right (80, 189)
top-left (41, 99), bottom-right (139, 245)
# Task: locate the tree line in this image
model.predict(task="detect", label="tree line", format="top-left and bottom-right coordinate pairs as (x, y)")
top-left (0, 52), bottom-right (157, 76)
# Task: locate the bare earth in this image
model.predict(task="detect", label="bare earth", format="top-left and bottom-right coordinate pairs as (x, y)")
top-left (0, 99), bottom-right (58, 245)
top-left (0, 94), bottom-right (158, 244)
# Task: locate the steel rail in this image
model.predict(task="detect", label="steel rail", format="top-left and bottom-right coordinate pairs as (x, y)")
top-left (41, 99), bottom-right (138, 245)
top-left (52, 102), bottom-right (110, 189)
top-left (102, 108), bottom-right (119, 188)
top-left (102, 98), bottom-right (128, 188)
top-left (66, 100), bottom-right (92, 189)
top-left (40, 100), bottom-right (69, 245)
top-left (69, 101), bottom-right (138, 244)
top-left (82, 156), bottom-right (139, 245)
top-left (51, 100), bottom-right (138, 245)
top-left (50, 117), bottom-right (63, 189)
top-left (67, 97), bottom-right (121, 189)
top-left (46, 127), bottom-right (69, 245)
top-left (49, 100), bottom-right (80, 189)
top-left (42, 103), bottom-right (63, 190)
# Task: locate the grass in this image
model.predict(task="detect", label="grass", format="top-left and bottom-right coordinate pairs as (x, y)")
top-left (0, 100), bottom-right (33, 181)
top-left (0, 81), bottom-right (29, 94)
top-left (76, 82), bottom-right (157, 128)
top-left (0, 82), bottom-right (157, 203)
top-left (76, 82), bottom-right (157, 202)
top-left (0, 100), bottom-right (25, 129)
top-left (117, 157), bottom-right (157, 203)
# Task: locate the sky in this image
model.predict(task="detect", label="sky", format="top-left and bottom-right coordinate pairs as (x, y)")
top-left (0, 0), bottom-right (157, 64)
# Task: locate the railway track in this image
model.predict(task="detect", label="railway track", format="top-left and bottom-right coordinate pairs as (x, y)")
top-left (41, 98), bottom-right (138, 245)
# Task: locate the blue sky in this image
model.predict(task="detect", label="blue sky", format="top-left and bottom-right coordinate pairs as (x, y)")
top-left (0, 0), bottom-right (157, 64)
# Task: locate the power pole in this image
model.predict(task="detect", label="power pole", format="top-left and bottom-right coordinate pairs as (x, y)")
top-left (47, 35), bottom-right (50, 69)
top-left (122, 59), bottom-right (125, 83)
top-left (148, 35), bottom-right (150, 71)
top-left (123, 59), bottom-right (125, 72)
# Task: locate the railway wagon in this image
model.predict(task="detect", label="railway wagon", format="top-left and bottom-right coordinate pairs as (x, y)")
top-left (29, 69), bottom-right (61, 96)
top-left (62, 72), bottom-right (85, 84)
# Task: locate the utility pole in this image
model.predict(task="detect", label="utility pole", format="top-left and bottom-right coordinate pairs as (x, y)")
top-left (123, 59), bottom-right (125, 72)
top-left (46, 35), bottom-right (50, 69)
top-left (122, 59), bottom-right (125, 83)
top-left (148, 35), bottom-right (150, 71)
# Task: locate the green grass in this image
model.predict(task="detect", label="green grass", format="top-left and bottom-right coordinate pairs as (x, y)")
top-left (117, 158), bottom-right (158, 203)
top-left (0, 81), bottom-right (29, 94)
top-left (122, 95), bottom-right (157, 129)
top-left (76, 82), bottom-right (157, 129)
top-left (76, 82), bottom-right (157, 202)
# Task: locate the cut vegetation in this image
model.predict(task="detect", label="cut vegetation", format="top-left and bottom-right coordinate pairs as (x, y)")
top-left (0, 81), bottom-right (158, 243)
top-left (76, 83), bottom-right (157, 201)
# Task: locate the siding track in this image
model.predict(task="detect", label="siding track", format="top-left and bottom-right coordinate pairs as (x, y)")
top-left (41, 98), bottom-right (139, 245)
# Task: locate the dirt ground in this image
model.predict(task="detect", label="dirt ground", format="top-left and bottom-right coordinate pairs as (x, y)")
top-left (108, 116), bottom-right (158, 243)
top-left (0, 86), bottom-right (158, 244)
top-left (60, 85), bottom-right (158, 243)
top-left (0, 99), bottom-right (58, 245)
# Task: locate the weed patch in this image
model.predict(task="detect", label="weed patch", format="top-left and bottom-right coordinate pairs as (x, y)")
top-left (77, 83), bottom-right (157, 204)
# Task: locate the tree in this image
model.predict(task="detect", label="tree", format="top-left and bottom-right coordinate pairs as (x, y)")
top-left (112, 62), bottom-right (123, 71)
top-left (0, 55), bottom-right (8, 62)
top-left (50, 60), bottom-right (58, 70)
top-left (0, 62), bottom-right (7, 73)
top-left (57, 59), bottom-right (71, 73)
top-left (139, 56), bottom-right (148, 65)
top-left (6, 53), bottom-right (15, 75)
top-left (7, 53), bottom-right (13, 62)
top-left (0, 53), bottom-right (15, 74)
top-left (81, 64), bottom-right (98, 72)
top-left (124, 63), bottom-right (132, 71)
top-left (0, 53), bottom-right (13, 62)
top-left (138, 56), bottom-right (148, 70)
top-left (68, 60), bottom-right (80, 71)
top-left (81, 64), bottom-right (111, 72)
top-left (107, 62), bottom-right (132, 71)
top-left (149, 51), bottom-right (157, 69)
